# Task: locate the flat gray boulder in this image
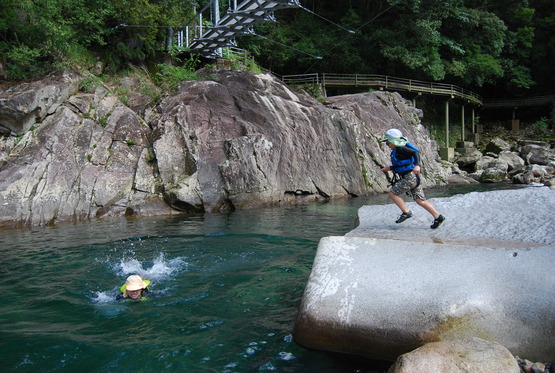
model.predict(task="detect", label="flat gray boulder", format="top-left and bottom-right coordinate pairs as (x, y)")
top-left (294, 187), bottom-right (555, 362)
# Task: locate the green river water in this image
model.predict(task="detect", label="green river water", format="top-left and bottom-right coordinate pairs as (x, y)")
top-left (0, 184), bottom-right (515, 373)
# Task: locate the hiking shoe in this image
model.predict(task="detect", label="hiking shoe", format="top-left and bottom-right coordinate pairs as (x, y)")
top-left (431, 215), bottom-right (445, 229)
top-left (395, 211), bottom-right (412, 224)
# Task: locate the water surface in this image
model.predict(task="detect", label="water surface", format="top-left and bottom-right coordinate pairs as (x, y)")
top-left (0, 184), bottom-right (517, 372)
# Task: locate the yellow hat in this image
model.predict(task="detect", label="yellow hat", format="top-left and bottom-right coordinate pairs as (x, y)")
top-left (121, 275), bottom-right (150, 297)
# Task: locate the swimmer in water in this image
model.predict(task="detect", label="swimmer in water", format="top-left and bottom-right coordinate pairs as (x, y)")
top-left (116, 275), bottom-right (152, 301)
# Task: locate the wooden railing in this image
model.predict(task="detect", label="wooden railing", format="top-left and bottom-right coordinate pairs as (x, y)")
top-left (280, 73), bottom-right (483, 105)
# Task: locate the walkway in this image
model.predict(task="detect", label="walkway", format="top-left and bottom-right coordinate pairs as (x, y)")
top-left (483, 95), bottom-right (555, 108)
top-left (280, 73), bottom-right (483, 105)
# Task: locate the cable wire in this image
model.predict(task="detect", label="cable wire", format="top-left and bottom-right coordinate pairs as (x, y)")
top-left (298, 4), bottom-right (355, 34)
top-left (251, 31), bottom-right (322, 60)
top-left (303, 4), bottom-right (396, 73)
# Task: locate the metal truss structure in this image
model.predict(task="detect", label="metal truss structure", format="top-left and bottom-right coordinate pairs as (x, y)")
top-left (178, 0), bottom-right (300, 58)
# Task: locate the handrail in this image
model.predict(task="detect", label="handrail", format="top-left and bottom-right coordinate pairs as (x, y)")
top-left (318, 73), bottom-right (483, 105)
top-left (281, 73), bottom-right (319, 85)
top-left (278, 73), bottom-right (555, 109)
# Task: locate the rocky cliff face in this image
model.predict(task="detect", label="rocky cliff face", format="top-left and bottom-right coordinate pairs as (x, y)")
top-left (0, 70), bottom-right (450, 227)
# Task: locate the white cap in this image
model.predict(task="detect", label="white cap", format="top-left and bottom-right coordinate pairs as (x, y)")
top-left (380, 128), bottom-right (403, 142)
top-left (385, 128), bottom-right (402, 138)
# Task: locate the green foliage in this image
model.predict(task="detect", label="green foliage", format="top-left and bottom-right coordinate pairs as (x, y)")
top-left (152, 53), bottom-right (201, 92)
top-left (141, 81), bottom-right (161, 104)
top-left (1, 0), bottom-right (116, 79)
top-left (3, 45), bottom-right (44, 79)
top-left (530, 117), bottom-right (549, 132)
top-left (80, 75), bottom-right (104, 93)
top-left (0, 0), bottom-right (552, 103)
top-left (154, 64), bottom-right (197, 92)
top-left (0, 0), bottom-right (197, 80)
top-left (463, 46), bottom-right (505, 87)
top-left (428, 123), bottom-right (463, 149)
top-left (116, 87), bottom-right (131, 105)
top-left (289, 83), bottom-right (325, 101)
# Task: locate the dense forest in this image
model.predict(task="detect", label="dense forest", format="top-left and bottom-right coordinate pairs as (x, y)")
top-left (1, 0), bottom-right (554, 101)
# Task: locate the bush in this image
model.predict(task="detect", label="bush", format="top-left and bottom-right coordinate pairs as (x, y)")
top-left (154, 64), bottom-right (198, 92)
top-left (4, 45), bottom-right (45, 80)
top-left (530, 117), bottom-right (548, 132)
top-left (153, 54), bottom-right (201, 92)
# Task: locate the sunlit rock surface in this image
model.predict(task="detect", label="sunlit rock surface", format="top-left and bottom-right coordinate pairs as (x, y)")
top-left (294, 187), bottom-right (555, 362)
top-left (0, 70), bottom-right (451, 227)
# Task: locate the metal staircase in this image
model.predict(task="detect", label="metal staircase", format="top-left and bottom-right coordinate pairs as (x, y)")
top-left (180, 0), bottom-right (300, 58)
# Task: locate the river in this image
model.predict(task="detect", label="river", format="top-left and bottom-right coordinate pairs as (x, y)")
top-left (0, 184), bottom-right (517, 373)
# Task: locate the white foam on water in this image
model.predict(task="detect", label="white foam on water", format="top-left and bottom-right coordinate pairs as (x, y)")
top-left (91, 252), bottom-right (189, 308)
top-left (277, 351), bottom-right (296, 361)
top-left (90, 290), bottom-right (128, 315)
top-left (115, 252), bottom-right (189, 281)
top-left (93, 291), bottom-right (116, 303)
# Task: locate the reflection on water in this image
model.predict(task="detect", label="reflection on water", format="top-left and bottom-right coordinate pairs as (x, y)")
top-left (0, 184), bottom-right (519, 372)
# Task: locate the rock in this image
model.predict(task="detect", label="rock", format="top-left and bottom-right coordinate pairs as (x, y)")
top-left (119, 75), bottom-right (160, 117)
top-left (294, 188), bottom-right (555, 363)
top-left (529, 164), bottom-right (555, 179)
top-left (517, 358), bottom-right (550, 373)
top-left (512, 164), bottom-right (555, 185)
top-left (455, 148), bottom-right (483, 172)
top-left (477, 157), bottom-right (509, 182)
top-left (485, 137), bottom-right (512, 154)
top-left (512, 170), bottom-right (535, 184)
top-left (148, 71), bottom-right (450, 213)
top-left (0, 90), bottom-right (173, 226)
top-left (387, 338), bottom-right (520, 373)
top-left (0, 70), bottom-right (452, 226)
top-left (520, 143), bottom-right (555, 166)
top-left (447, 173), bottom-right (479, 184)
top-left (498, 150), bottom-right (525, 171)
top-left (0, 71), bottom-right (81, 135)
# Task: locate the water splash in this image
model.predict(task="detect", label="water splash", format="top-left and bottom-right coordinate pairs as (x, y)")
top-left (91, 252), bottom-right (189, 306)
top-left (115, 252), bottom-right (189, 281)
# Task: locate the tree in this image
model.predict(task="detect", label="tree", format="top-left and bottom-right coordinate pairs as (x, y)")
top-left (0, 0), bottom-right (197, 80)
top-left (528, 0), bottom-right (555, 95)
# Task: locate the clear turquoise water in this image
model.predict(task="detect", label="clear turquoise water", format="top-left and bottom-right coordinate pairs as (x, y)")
top-left (0, 184), bottom-right (516, 373)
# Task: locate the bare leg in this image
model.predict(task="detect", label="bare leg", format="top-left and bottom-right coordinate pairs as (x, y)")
top-left (389, 191), bottom-right (410, 213)
top-left (415, 198), bottom-right (440, 219)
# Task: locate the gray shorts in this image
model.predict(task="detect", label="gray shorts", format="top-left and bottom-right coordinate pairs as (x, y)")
top-left (391, 172), bottom-right (426, 200)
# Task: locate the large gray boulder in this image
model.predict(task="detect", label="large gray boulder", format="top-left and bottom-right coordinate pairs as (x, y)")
top-left (455, 147), bottom-right (483, 172)
top-left (0, 70), bottom-right (452, 226)
top-left (294, 187), bottom-right (555, 363)
top-left (519, 142), bottom-right (555, 166)
top-left (149, 73), bottom-right (448, 213)
top-left (387, 338), bottom-right (520, 373)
